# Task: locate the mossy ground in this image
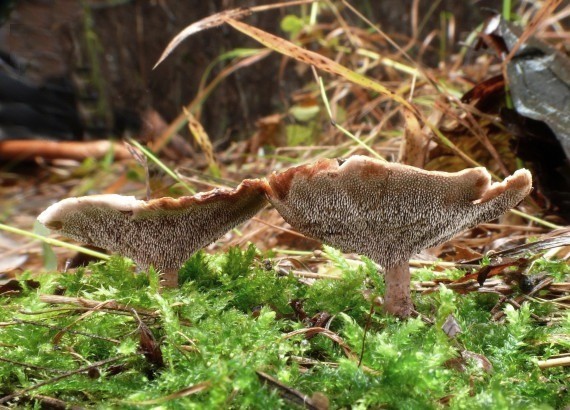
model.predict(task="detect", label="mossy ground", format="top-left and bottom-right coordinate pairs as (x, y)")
top-left (0, 246), bottom-right (568, 409)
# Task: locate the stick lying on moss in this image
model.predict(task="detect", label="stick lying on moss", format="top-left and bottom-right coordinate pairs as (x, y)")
top-left (37, 179), bottom-right (269, 288)
top-left (266, 156), bottom-right (533, 318)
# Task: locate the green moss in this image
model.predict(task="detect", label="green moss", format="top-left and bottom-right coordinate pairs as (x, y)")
top-left (0, 248), bottom-right (568, 408)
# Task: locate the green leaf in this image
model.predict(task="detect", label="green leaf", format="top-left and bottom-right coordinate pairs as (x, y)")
top-left (117, 338), bottom-right (138, 355)
top-left (33, 220), bottom-right (57, 271)
top-left (286, 124), bottom-right (315, 146)
top-left (280, 14), bottom-right (305, 37)
top-left (289, 104), bottom-right (319, 122)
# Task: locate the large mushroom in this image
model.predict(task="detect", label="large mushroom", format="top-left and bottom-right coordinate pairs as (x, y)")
top-left (38, 179), bottom-right (269, 288)
top-left (266, 156), bottom-right (533, 318)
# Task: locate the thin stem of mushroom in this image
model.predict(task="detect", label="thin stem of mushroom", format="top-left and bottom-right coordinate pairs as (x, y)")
top-left (357, 49), bottom-right (422, 78)
top-left (314, 70), bottom-right (385, 161)
top-left (0, 223), bottom-right (110, 261)
top-left (383, 261), bottom-right (414, 318)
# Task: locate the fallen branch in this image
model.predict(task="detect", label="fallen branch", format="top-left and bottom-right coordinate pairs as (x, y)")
top-left (0, 140), bottom-right (131, 161)
top-left (537, 356), bottom-right (570, 369)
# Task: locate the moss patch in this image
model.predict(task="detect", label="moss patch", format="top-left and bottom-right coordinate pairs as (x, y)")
top-left (0, 247), bottom-right (568, 408)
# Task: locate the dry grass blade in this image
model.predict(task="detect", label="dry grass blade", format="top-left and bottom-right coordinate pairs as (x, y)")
top-left (505, 0), bottom-right (563, 63)
top-left (124, 381), bottom-right (211, 405)
top-left (124, 141), bottom-right (151, 200)
top-left (157, 8), bottom-right (417, 115)
top-left (39, 295), bottom-right (159, 317)
top-left (0, 357), bottom-right (66, 374)
top-left (283, 327), bottom-right (380, 374)
top-left (283, 327), bottom-right (355, 358)
top-left (224, 17), bottom-right (418, 116)
top-left (153, 8), bottom-right (252, 68)
top-left (182, 108), bottom-right (220, 176)
top-left (460, 231), bottom-right (570, 264)
top-left (152, 50), bottom-right (272, 152)
top-left (52, 299), bottom-right (117, 346)
top-left (256, 371), bottom-right (329, 410)
top-left (154, 0), bottom-right (318, 68)
top-left (0, 224), bottom-right (110, 261)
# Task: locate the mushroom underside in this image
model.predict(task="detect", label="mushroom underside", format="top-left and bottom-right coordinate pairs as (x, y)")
top-left (38, 180), bottom-right (269, 287)
top-left (267, 156), bottom-right (533, 317)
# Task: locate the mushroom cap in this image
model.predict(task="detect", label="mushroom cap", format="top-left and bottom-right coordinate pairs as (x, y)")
top-left (267, 156), bottom-right (532, 268)
top-left (38, 179), bottom-right (269, 272)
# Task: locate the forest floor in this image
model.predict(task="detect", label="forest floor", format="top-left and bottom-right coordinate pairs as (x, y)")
top-left (1, 1), bottom-right (569, 408)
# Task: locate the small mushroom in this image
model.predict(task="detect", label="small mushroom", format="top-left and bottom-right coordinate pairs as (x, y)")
top-left (266, 156), bottom-right (532, 318)
top-left (38, 179), bottom-right (269, 288)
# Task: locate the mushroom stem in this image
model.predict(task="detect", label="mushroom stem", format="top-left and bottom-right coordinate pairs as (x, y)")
top-left (159, 269), bottom-right (179, 289)
top-left (383, 261), bottom-right (413, 318)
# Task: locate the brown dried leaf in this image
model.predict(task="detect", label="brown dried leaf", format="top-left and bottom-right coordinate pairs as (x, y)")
top-left (182, 108), bottom-right (219, 176)
top-left (224, 18), bottom-right (417, 114)
top-left (154, 8), bottom-right (252, 68)
top-left (136, 315), bottom-right (164, 370)
top-left (399, 109), bottom-right (427, 168)
top-left (445, 350), bottom-right (493, 373)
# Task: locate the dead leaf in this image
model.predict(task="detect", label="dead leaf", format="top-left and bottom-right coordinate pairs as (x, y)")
top-left (399, 109), bottom-right (427, 167)
top-left (445, 350), bottom-right (493, 373)
top-left (134, 310), bottom-right (164, 370)
top-left (154, 7), bottom-right (252, 68)
top-left (224, 17), bottom-right (417, 115)
top-left (182, 108), bottom-right (219, 176)
top-left (441, 314), bottom-right (461, 338)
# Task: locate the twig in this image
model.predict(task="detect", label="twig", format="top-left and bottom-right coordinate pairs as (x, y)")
top-left (12, 318), bottom-right (121, 344)
top-left (0, 356), bottom-right (128, 404)
top-left (359, 303), bottom-right (375, 367)
top-left (39, 295), bottom-right (158, 317)
top-left (537, 356), bottom-right (570, 369)
top-left (25, 394), bottom-right (84, 410)
top-left (0, 357), bottom-right (66, 374)
top-left (122, 381), bottom-right (211, 405)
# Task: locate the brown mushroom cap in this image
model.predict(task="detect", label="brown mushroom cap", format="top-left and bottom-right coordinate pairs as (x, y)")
top-left (267, 156), bottom-right (533, 268)
top-left (38, 179), bottom-right (269, 274)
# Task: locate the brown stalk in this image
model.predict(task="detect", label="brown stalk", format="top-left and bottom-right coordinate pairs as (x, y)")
top-left (0, 356), bottom-right (128, 405)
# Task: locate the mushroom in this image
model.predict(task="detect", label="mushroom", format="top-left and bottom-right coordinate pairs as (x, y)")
top-left (38, 179), bottom-right (269, 288)
top-left (266, 156), bottom-right (533, 318)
